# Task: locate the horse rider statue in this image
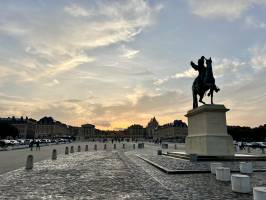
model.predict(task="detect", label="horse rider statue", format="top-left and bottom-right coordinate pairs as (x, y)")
top-left (191, 56), bottom-right (220, 108)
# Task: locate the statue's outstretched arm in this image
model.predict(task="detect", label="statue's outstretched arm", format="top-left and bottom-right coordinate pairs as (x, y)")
top-left (191, 61), bottom-right (198, 70)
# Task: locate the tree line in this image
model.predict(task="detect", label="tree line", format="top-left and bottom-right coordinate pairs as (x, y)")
top-left (0, 122), bottom-right (19, 139)
top-left (228, 124), bottom-right (266, 142)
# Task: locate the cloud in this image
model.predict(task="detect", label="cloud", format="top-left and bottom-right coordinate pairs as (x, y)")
top-left (153, 68), bottom-right (196, 86)
top-left (0, 88), bottom-right (189, 130)
top-left (187, 0), bottom-right (266, 21)
top-left (120, 45), bottom-right (140, 59)
top-left (64, 4), bottom-right (90, 17)
top-left (249, 45), bottom-right (266, 70)
top-left (172, 68), bottom-right (197, 79)
top-left (245, 16), bottom-right (266, 29)
top-left (0, 0), bottom-right (161, 82)
top-left (44, 79), bottom-right (60, 87)
top-left (93, 120), bottom-right (111, 128)
top-left (213, 58), bottom-right (246, 77)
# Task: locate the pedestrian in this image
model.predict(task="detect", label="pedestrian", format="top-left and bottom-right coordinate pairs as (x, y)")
top-left (36, 140), bottom-right (40, 151)
top-left (29, 140), bottom-right (34, 151)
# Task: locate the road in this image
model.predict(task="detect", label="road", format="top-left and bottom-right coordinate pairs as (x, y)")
top-left (0, 142), bottom-right (88, 174)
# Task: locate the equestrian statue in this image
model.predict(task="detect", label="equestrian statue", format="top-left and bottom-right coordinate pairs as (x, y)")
top-left (191, 56), bottom-right (220, 108)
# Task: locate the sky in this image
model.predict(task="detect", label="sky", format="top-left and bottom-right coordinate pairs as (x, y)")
top-left (0, 0), bottom-right (266, 130)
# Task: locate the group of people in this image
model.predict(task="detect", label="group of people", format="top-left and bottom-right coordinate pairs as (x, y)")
top-left (29, 140), bottom-right (40, 151)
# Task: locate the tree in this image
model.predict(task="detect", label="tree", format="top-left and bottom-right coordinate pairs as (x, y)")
top-left (0, 123), bottom-right (19, 139)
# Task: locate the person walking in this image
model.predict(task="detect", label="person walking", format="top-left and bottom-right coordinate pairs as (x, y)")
top-left (29, 140), bottom-right (34, 151)
top-left (36, 140), bottom-right (40, 151)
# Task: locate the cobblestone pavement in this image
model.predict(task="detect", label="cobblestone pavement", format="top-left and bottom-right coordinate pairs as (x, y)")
top-left (137, 150), bottom-right (266, 171)
top-left (0, 149), bottom-right (177, 200)
top-left (126, 150), bottom-right (266, 200)
top-left (0, 143), bottom-right (266, 199)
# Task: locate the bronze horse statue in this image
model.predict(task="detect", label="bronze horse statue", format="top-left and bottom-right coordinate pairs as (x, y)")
top-left (191, 57), bottom-right (219, 108)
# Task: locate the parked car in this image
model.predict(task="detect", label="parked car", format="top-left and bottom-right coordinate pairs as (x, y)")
top-left (17, 139), bottom-right (26, 145)
top-left (253, 142), bottom-right (266, 148)
top-left (0, 139), bottom-right (12, 147)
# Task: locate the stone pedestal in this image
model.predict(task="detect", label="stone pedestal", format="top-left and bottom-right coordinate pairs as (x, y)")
top-left (216, 167), bottom-right (231, 181)
top-left (231, 174), bottom-right (251, 193)
top-left (185, 104), bottom-right (234, 156)
top-left (211, 162), bottom-right (223, 174)
top-left (253, 187), bottom-right (266, 200)
top-left (240, 162), bottom-right (253, 174)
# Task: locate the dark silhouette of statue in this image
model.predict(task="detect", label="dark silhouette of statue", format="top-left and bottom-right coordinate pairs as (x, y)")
top-left (191, 56), bottom-right (219, 108)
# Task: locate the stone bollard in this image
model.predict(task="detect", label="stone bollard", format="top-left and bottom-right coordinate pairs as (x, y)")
top-left (65, 146), bottom-right (69, 155)
top-left (94, 144), bottom-right (97, 151)
top-left (174, 144), bottom-right (177, 150)
top-left (25, 155), bottom-right (33, 170)
top-left (85, 145), bottom-right (88, 152)
top-left (78, 145), bottom-right (81, 152)
top-left (240, 162), bottom-right (253, 174)
top-left (123, 144), bottom-right (125, 149)
top-left (210, 162), bottom-right (223, 174)
top-left (133, 144), bottom-right (135, 149)
top-left (157, 149), bottom-right (162, 155)
top-left (52, 149), bottom-right (57, 160)
top-left (216, 167), bottom-right (231, 181)
top-left (231, 174), bottom-right (251, 193)
top-left (114, 144), bottom-right (116, 149)
top-left (70, 146), bottom-right (74, 153)
top-left (162, 143), bottom-right (168, 149)
top-left (253, 187), bottom-right (266, 200)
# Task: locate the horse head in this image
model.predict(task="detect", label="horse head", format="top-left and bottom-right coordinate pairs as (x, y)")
top-left (205, 57), bottom-right (212, 66)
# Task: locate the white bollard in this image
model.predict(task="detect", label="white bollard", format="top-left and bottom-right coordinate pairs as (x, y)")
top-left (85, 145), bottom-right (88, 152)
top-left (25, 155), bottom-right (33, 170)
top-left (65, 146), bottom-right (69, 155)
top-left (70, 146), bottom-right (74, 153)
top-left (253, 187), bottom-right (266, 200)
top-left (231, 174), bottom-right (251, 193)
top-left (240, 162), bottom-right (253, 174)
top-left (77, 145), bottom-right (81, 152)
top-left (52, 149), bottom-right (57, 160)
top-left (104, 144), bottom-right (107, 150)
top-left (215, 167), bottom-right (231, 181)
top-left (210, 162), bottom-right (223, 174)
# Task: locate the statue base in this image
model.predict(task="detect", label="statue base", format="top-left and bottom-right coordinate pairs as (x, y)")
top-left (185, 104), bottom-right (234, 156)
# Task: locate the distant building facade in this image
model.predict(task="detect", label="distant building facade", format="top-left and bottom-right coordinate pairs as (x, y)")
top-left (146, 117), bottom-right (159, 139)
top-left (78, 124), bottom-right (96, 140)
top-left (154, 120), bottom-right (188, 142)
top-left (126, 124), bottom-right (145, 139)
top-left (36, 117), bottom-right (69, 138)
top-left (0, 116), bottom-right (37, 139)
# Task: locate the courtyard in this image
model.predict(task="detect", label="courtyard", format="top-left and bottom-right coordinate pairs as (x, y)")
top-left (0, 142), bottom-right (265, 200)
